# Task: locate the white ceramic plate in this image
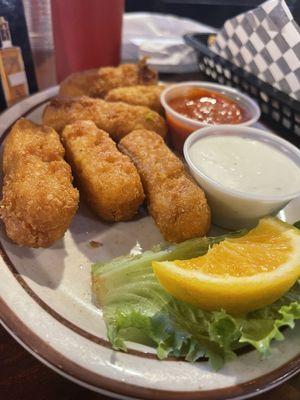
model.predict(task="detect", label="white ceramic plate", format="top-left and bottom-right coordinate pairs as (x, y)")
top-left (0, 87), bottom-right (299, 400)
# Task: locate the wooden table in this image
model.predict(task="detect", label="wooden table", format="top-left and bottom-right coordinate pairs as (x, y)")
top-left (0, 50), bottom-right (299, 400)
top-left (0, 324), bottom-right (299, 400)
top-left (1, 325), bottom-right (109, 400)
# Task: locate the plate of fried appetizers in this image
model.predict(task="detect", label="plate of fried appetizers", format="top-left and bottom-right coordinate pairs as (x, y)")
top-left (0, 60), bottom-right (299, 400)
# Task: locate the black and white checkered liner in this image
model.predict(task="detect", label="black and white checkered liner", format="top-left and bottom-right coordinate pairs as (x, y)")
top-left (210, 0), bottom-right (300, 100)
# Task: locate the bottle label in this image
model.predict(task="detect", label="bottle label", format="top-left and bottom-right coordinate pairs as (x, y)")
top-left (8, 71), bottom-right (27, 87)
top-left (1, 39), bottom-right (12, 48)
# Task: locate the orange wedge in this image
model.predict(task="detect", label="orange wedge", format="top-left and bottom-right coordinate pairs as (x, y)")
top-left (152, 218), bottom-right (300, 314)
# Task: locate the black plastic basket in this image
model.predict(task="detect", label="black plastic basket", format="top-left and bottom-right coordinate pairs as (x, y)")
top-left (184, 33), bottom-right (300, 147)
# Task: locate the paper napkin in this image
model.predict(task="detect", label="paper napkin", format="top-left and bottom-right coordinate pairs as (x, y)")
top-left (122, 12), bottom-right (214, 73)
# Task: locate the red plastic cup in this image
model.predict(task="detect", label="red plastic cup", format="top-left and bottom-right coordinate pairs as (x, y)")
top-left (51, 0), bottom-right (124, 82)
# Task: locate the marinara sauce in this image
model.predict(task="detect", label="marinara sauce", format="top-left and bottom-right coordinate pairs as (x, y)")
top-left (168, 88), bottom-right (246, 125)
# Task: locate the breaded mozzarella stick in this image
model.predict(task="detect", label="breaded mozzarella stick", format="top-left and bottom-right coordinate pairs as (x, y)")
top-left (62, 120), bottom-right (145, 221)
top-left (119, 129), bottom-right (211, 242)
top-left (43, 96), bottom-right (167, 140)
top-left (105, 85), bottom-right (165, 114)
top-left (59, 59), bottom-right (158, 98)
top-left (1, 118), bottom-right (79, 247)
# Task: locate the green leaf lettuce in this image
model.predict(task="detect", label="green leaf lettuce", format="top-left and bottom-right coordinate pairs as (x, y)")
top-left (92, 235), bottom-right (300, 370)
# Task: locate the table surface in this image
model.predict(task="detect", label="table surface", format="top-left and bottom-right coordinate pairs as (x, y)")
top-left (0, 50), bottom-right (299, 400)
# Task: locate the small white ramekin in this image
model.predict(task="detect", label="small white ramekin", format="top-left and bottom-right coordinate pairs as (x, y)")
top-left (160, 81), bottom-right (261, 152)
top-left (183, 126), bottom-right (300, 230)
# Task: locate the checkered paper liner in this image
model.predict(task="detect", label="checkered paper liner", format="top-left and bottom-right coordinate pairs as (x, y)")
top-left (210, 0), bottom-right (300, 101)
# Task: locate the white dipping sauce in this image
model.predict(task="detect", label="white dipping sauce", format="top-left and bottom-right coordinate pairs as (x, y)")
top-left (189, 135), bottom-right (300, 196)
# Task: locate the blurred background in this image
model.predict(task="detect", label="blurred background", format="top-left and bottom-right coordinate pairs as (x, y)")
top-left (22, 0), bottom-right (300, 90)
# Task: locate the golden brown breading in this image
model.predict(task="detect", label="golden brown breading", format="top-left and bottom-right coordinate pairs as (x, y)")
top-left (0, 118), bottom-right (79, 248)
top-left (61, 120), bottom-right (144, 221)
top-left (105, 85), bottom-right (165, 114)
top-left (43, 96), bottom-right (167, 140)
top-left (119, 129), bottom-right (211, 242)
top-left (58, 69), bottom-right (99, 98)
top-left (59, 59), bottom-right (158, 98)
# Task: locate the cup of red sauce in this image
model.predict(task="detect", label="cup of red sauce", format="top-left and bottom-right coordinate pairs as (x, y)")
top-left (160, 82), bottom-right (261, 152)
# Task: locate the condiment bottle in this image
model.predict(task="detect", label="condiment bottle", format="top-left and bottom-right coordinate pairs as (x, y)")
top-left (0, 16), bottom-right (29, 107)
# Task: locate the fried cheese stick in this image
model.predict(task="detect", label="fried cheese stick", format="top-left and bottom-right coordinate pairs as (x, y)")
top-left (59, 59), bottom-right (158, 98)
top-left (59, 69), bottom-right (99, 98)
top-left (105, 85), bottom-right (165, 114)
top-left (119, 130), bottom-right (211, 242)
top-left (0, 119), bottom-right (79, 248)
top-left (43, 96), bottom-right (167, 140)
top-left (61, 120), bottom-right (145, 221)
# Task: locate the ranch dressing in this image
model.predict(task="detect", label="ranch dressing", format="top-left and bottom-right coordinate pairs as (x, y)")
top-left (189, 135), bottom-right (300, 196)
